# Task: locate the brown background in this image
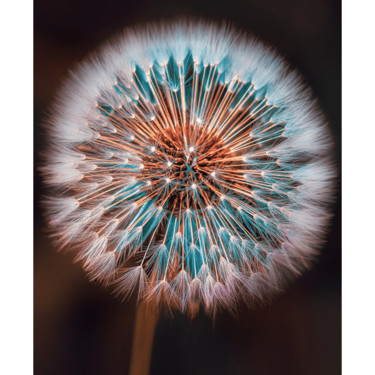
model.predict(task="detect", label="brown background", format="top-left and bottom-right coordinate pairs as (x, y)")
top-left (34, 0), bottom-right (341, 374)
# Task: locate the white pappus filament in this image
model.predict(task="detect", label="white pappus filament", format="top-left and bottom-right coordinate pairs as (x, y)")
top-left (42, 20), bottom-right (336, 317)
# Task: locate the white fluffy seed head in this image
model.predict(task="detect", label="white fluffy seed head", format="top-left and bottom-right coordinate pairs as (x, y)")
top-left (42, 20), bottom-right (336, 317)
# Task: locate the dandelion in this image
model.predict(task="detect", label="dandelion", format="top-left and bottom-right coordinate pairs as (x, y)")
top-left (43, 21), bottom-right (335, 316)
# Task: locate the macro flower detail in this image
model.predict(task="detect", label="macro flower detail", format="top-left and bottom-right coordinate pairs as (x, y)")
top-left (43, 21), bottom-right (335, 315)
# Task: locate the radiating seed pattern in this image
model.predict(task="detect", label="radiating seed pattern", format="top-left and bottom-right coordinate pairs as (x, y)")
top-left (43, 22), bottom-right (335, 315)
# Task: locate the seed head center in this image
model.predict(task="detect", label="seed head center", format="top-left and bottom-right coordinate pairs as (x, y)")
top-left (140, 125), bottom-right (236, 210)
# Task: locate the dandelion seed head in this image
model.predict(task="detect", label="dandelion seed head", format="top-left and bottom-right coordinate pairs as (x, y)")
top-left (43, 20), bottom-right (335, 316)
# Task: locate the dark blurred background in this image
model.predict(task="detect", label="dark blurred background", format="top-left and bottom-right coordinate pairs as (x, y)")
top-left (34, 0), bottom-right (341, 374)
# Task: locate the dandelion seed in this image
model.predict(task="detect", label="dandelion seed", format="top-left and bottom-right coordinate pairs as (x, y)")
top-left (43, 20), bottom-right (335, 316)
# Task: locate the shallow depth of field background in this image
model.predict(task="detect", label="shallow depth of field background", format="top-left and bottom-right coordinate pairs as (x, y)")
top-left (34, 0), bottom-right (341, 374)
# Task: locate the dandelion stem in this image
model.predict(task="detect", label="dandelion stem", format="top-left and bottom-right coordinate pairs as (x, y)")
top-left (129, 302), bottom-right (159, 375)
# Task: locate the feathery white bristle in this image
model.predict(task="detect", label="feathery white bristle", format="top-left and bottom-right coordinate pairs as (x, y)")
top-left (43, 20), bottom-right (336, 317)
